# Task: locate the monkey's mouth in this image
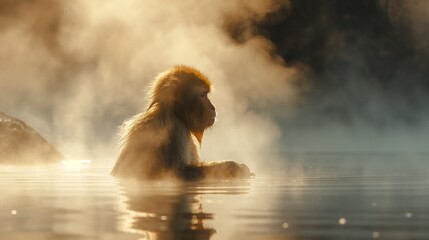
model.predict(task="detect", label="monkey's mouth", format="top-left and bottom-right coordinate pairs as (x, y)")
top-left (211, 112), bottom-right (217, 123)
top-left (204, 115), bottom-right (216, 127)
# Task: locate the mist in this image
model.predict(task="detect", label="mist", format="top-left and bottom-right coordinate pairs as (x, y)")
top-left (2, 0), bottom-right (429, 175)
top-left (0, 0), bottom-right (302, 171)
top-left (2, 2), bottom-right (429, 238)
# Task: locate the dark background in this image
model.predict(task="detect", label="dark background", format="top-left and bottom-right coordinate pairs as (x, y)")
top-left (254, 0), bottom-right (428, 127)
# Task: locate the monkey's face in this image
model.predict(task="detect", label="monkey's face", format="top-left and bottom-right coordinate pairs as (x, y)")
top-left (199, 88), bottom-right (216, 128)
top-left (180, 84), bottom-right (216, 132)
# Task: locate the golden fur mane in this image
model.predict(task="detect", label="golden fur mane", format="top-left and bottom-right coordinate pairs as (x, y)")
top-left (119, 65), bottom-right (211, 147)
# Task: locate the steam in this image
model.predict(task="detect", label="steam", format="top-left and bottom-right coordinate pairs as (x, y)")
top-left (262, 1), bottom-right (429, 155)
top-left (379, 0), bottom-right (429, 52)
top-left (0, 0), bottom-right (300, 170)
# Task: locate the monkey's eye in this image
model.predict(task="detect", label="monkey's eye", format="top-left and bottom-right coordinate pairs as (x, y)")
top-left (200, 92), bottom-right (207, 98)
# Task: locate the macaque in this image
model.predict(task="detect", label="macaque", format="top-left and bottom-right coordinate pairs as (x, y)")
top-left (111, 65), bottom-right (252, 180)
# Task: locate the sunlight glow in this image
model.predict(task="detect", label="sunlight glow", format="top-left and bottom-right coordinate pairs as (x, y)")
top-left (61, 160), bottom-right (92, 171)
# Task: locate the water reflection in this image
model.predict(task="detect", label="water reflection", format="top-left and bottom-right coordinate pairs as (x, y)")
top-left (1, 154), bottom-right (428, 239)
top-left (117, 181), bottom-right (250, 240)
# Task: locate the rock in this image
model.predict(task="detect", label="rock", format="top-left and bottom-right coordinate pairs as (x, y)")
top-left (0, 111), bottom-right (65, 164)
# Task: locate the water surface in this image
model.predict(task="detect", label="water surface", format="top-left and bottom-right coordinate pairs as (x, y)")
top-left (1, 154), bottom-right (428, 239)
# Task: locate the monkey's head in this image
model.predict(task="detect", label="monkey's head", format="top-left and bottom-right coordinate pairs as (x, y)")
top-left (149, 65), bottom-right (217, 142)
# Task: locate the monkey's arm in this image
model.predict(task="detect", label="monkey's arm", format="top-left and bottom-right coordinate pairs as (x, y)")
top-left (183, 161), bottom-right (252, 180)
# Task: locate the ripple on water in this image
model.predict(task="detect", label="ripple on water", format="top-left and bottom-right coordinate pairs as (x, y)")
top-left (0, 155), bottom-right (429, 239)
